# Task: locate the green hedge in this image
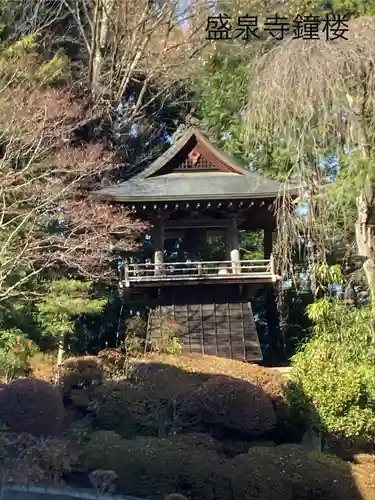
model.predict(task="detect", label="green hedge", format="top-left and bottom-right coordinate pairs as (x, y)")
top-left (83, 433), bottom-right (364, 499)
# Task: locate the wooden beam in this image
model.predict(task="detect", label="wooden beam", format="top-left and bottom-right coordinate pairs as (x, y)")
top-left (164, 218), bottom-right (229, 229)
top-left (165, 229), bottom-right (225, 239)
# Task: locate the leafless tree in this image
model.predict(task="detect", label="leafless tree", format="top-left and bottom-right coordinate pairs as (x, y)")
top-left (0, 41), bottom-right (147, 302)
top-left (61, 0), bottom-right (214, 106)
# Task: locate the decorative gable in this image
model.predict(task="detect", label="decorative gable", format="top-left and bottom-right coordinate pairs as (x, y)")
top-left (175, 144), bottom-right (217, 171)
top-left (149, 134), bottom-right (244, 177)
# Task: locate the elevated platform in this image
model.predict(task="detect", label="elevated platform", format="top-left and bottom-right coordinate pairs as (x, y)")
top-left (123, 259), bottom-right (277, 287)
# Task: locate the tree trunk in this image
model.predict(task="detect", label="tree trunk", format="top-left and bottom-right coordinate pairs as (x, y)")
top-left (355, 179), bottom-right (375, 307)
top-left (351, 80), bottom-right (375, 308)
top-left (55, 332), bottom-right (65, 384)
top-left (90, 0), bottom-right (115, 98)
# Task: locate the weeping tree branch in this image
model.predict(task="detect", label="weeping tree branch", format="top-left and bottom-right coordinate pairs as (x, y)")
top-left (244, 16), bottom-right (375, 305)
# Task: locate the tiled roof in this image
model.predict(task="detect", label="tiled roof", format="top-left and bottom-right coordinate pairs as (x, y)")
top-left (94, 127), bottom-right (300, 202)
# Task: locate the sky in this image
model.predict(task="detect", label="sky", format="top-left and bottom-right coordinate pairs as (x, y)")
top-left (177, 0), bottom-right (217, 30)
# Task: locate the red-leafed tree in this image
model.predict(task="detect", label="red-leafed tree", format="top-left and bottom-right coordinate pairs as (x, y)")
top-left (0, 36), bottom-right (148, 302)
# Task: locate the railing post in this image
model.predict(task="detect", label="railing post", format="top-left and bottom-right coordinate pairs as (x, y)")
top-left (232, 258), bottom-right (241, 274)
top-left (124, 262), bottom-right (130, 287)
top-left (153, 216), bottom-right (164, 276)
top-left (226, 215), bottom-right (241, 274)
top-left (270, 253), bottom-right (275, 278)
top-left (197, 262), bottom-right (202, 275)
top-left (154, 254), bottom-right (164, 276)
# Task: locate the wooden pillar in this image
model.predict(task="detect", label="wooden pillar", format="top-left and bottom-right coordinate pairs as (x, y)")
top-left (153, 217), bottom-right (164, 275)
top-left (263, 229), bottom-right (273, 259)
top-left (226, 216), bottom-right (241, 274)
top-left (263, 229), bottom-right (283, 363)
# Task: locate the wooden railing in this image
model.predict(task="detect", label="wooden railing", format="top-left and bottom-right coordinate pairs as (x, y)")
top-left (122, 255), bottom-right (276, 286)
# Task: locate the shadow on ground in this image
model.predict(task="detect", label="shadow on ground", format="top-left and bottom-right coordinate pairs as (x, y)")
top-left (58, 356), bottom-right (371, 499)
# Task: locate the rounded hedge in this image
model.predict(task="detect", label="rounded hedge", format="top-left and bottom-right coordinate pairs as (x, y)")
top-left (83, 435), bottom-right (371, 499)
top-left (230, 444), bottom-right (362, 500)
top-left (61, 356), bottom-right (104, 396)
top-left (0, 378), bottom-right (65, 437)
top-left (83, 433), bottom-right (223, 498)
top-left (138, 354), bottom-right (298, 438)
top-left (95, 365), bottom-right (203, 437)
top-left (92, 381), bottom-right (141, 437)
top-left (131, 361), bottom-right (203, 400)
top-left (186, 375), bottom-right (277, 437)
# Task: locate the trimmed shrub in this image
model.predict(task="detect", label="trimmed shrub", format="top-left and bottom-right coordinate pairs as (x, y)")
top-left (61, 356), bottom-right (103, 393)
top-left (83, 435), bottom-right (370, 500)
top-left (61, 356), bottom-right (103, 411)
top-left (186, 375), bottom-right (276, 437)
top-left (93, 374), bottom-right (195, 439)
top-left (93, 377), bottom-right (206, 439)
top-left (85, 430), bottom-right (123, 455)
top-left (323, 434), bottom-right (374, 461)
top-left (83, 433), bottom-right (226, 499)
top-left (131, 361), bottom-right (204, 397)
top-left (218, 438), bottom-right (252, 456)
top-left (92, 381), bottom-right (141, 438)
top-left (228, 444), bottom-right (364, 500)
top-left (97, 349), bottom-right (128, 379)
top-left (0, 431), bottom-right (75, 484)
top-left (159, 432), bottom-right (220, 453)
top-left (139, 354), bottom-right (296, 437)
top-left (141, 353), bottom-right (285, 401)
top-left (0, 379), bottom-right (65, 437)
top-left (131, 362), bottom-right (170, 383)
top-left (84, 430), bottom-right (219, 465)
top-left (130, 363), bottom-right (204, 436)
